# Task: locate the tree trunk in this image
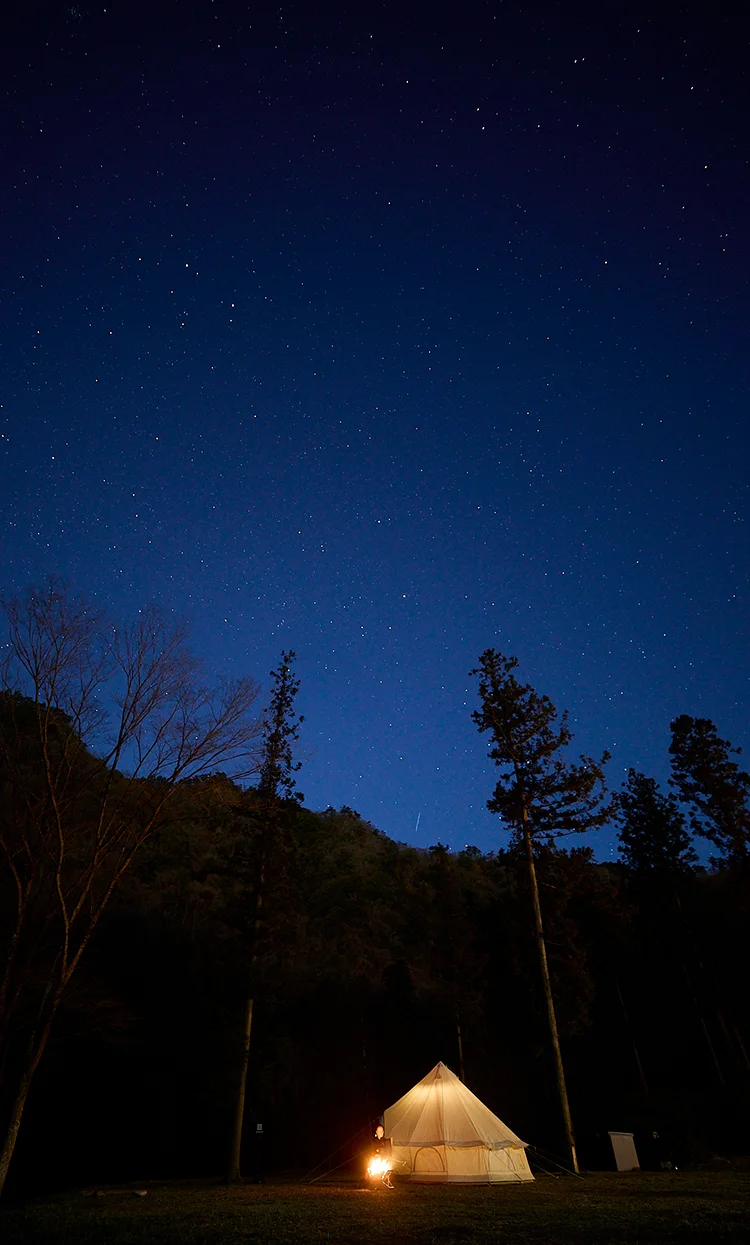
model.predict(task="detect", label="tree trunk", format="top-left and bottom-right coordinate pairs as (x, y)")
top-left (680, 962), bottom-right (726, 1089)
top-left (227, 995), bottom-right (255, 1182)
top-left (674, 894), bottom-right (742, 1084)
top-left (615, 981), bottom-right (650, 1096)
top-left (0, 998), bottom-right (57, 1198)
top-left (360, 1010), bottom-right (372, 1124)
top-left (456, 1015), bottom-right (466, 1083)
top-left (226, 847), bottom-right (266, 1182)
top-left (523, 822), bottom-right (579, 1174)
top-left (0, 1064), bottom-right (36, 1197)
top-left (732, 1025), bottom-right (750, 1077)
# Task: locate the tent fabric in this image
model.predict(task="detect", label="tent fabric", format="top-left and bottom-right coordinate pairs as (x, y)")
top-left (384, 1062), bottom-right (534, 1184)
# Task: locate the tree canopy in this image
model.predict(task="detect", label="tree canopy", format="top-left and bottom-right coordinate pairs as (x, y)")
top-left (617, 769), bottom-right (698, 875)
top-left (471, 649), bottom-right (612, 842)
top-left (669, 715), bottom-right (750, 862)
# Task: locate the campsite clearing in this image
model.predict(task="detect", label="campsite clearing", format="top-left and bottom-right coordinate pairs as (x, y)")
top-left (3, 1171), bottom-right (748, 1244)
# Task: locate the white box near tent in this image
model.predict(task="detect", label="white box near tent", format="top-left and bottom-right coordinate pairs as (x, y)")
top-left (608, 1131), bottom-right (640, 1171)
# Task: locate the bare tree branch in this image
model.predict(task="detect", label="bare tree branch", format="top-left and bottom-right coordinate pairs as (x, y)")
top-left (0, 580), bottom-right (264, 1195)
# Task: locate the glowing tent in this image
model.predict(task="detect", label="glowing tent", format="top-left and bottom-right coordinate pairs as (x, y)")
top-left (384, 1061), bottom-right (534, 1184)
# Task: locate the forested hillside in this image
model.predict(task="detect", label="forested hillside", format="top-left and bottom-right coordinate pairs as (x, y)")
top-left (5, 789), bottom-right (749, 1191)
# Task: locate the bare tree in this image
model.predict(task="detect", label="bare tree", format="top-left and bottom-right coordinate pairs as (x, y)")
top-left (0, 581), bottom-right (264, 1196)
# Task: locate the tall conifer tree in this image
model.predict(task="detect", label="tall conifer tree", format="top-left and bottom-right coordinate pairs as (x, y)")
top-left (471, 649), bottom-right (612, 1173)
top-left (227, 652), bottom-right (303, 1181)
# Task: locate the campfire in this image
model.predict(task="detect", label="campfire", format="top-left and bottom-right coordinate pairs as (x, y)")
top-left (366, 1154), bottom-right (392, 1179)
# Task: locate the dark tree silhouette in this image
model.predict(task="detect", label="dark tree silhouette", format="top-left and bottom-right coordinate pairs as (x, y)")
top-left (227, 651), bottom-right (303, 1181)
top-left (669, 716), bottom-right (750, 862)
top-left (0, 582), bottom-right (263, 1197)
top-left (617, 769), bottom-right (697, 875)
top-left (471, 648), bottom-right (612, 1173)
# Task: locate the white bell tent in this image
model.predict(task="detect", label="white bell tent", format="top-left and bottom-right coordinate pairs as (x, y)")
top-left (384, 1061), bottom-right (534, 1184)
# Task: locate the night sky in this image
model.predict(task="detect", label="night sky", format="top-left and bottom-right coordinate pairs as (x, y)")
top-left (2, 1), bottom-right (748, 856)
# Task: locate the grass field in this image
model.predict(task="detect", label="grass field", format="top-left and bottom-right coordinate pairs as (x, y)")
top-left (2, 1171), bottom-right (748, 1244)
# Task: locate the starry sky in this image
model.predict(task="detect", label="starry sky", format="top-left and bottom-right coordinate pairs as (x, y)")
top-left (2, 1), bottom-right (748, 856)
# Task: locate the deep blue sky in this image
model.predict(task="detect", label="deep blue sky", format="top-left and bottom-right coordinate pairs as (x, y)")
top-left (2, 1), bottom-right (748, 856)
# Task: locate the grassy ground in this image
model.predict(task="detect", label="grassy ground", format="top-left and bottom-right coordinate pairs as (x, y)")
top-left (2, 1171), bottom-right (748, 1244)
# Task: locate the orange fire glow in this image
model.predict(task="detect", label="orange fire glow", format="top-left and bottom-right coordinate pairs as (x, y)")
top-left (367, 1155), bottom-right (392, 1178)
